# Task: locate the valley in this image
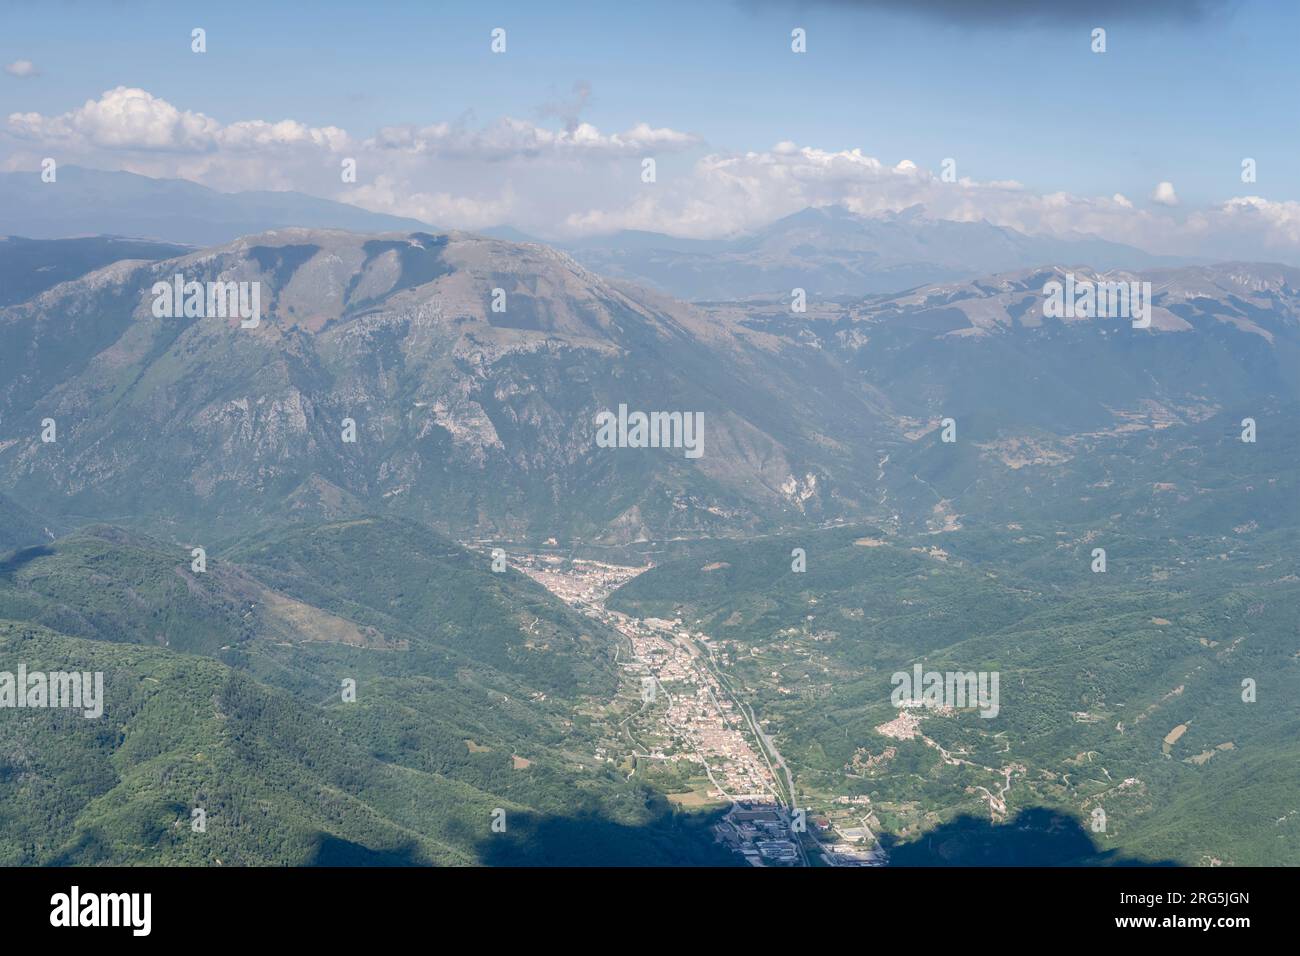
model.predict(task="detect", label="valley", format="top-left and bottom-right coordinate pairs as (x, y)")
top-left (512, 552), bottom-right (810, 865)
top-left (1, 220), bottom-right (1296, 868)
top-left (606, 511), bottom-right (1300, 866)
top-left (3, 0), bottom-right (1297, 897)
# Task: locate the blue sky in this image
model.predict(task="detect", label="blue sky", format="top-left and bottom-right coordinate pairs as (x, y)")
top-left (2, 0), bottom-right (1298, 256)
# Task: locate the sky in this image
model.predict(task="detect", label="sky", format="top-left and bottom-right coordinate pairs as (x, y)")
top-left (2, 0), bottom-right (1299, 259)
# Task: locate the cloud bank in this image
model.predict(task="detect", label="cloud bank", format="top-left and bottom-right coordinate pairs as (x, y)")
top-left (4, 85), bottom-right (1299, 263)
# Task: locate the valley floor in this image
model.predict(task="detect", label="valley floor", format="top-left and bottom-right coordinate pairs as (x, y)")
top-left (511, 551), bottom-right (886, 867)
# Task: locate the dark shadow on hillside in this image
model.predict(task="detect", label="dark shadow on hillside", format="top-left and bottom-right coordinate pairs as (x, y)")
top-left (0, 544), bottom-right (53, 576)
top-left (46, 830), bottom-right (102, 866)
top-left (880, 808), bottom-right (1180, 866)
top-left (307, 833), bottom-right (431, 866)
top-left (472, 808), bottom-right (740, 867)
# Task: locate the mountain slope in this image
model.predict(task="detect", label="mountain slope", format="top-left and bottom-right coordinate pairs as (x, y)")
top-left (0, 492), bottom-right (50, 551)
top-left (0, 228), bottom-right (889, 542)
top-left (608, 503), bottom-right (1300, 865)
top-left (827, 262), bottom-right (1300, 435)
top-left (0, 519), bottom-right (735, 865)
top-left (1, 232), bottom-right (1295, 547)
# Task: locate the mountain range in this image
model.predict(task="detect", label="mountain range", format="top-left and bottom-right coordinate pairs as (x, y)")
top-left (1, 195), bottom-right (1296, 866)
top-left (1, 226), bottom-right (1294, 547)
top-left (562, 204), bottom-right (1192, 300)
top-left (0, 227), bottom-right (891, 544)
top-left (2, 167), bottom-right (1191, 300)
top-left (0, 167), bottom-right (429, 247)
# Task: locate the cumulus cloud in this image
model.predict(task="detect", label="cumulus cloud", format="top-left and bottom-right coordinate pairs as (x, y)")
top-left (4, 59), bottom-right (39, 78)
top-left (7, 86), bottom-right (346, 153)
top-left (1216, 196), bottom-right (1300, 241)
top-left (368, 117), bottom-right (697, 161)
top-left (2, 85), bottom-right (703, 230)
top-left (348, 175), bottom-right (519, 230)
top-left (1151, 181), bottom-right (1179, 207)
top-left (1184, 196), bottom-right (1300, 262)
top-left (561, 142), bottom-right (1166, 244)
top-left (7, 86), bottom-right (694, 161)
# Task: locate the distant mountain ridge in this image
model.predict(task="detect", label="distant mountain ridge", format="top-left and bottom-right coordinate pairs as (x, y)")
top-left (562, 205), bottom-right (1192, 300)
top-left (2, 167), bottom-right (1187, 301)
top-left (0, 166), bottom-right (433, 246)
top-left (0, 235), bottom-right (192, 306)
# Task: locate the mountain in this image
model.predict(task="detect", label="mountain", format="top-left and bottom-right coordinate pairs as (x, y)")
top-left (606, 427), bottom-right (1300, 866)
top-left (0, 491), bottom-right (50, 551)
top-left (744, 261), bottom-right (1300, 435)
top-left (0, 227), bottom-right (892, 544)
top-left (1, 228), bottom-right (1296, 544)
top-left (0, 235), bottom-right (192, 307)
top-left (0, 167), bottom-right (432, 246)
top-left (1, 228), bottom-right (1296, 867)
top-left (563, 205), bottom-right (1191, 300)
top-left (0, 519), bottom-right (734, 865)
top-left (0, 621), bottom-right (731, 866)
top-left (729, 261), bottom-right (1300, 534)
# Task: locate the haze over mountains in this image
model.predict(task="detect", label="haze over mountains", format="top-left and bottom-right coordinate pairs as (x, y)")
top-left (2, 167), bottom-right (1193, 301)
top-left (562, 205), bottom-right (1193, 300)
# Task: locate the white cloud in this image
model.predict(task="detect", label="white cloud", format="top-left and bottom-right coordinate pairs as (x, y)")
top-left (348, 175), bottom-right (519, 230)
top-left (220, 119), bottom-right (350, 152)
top-left (367, 117), bottom-right (697, 161)
top-left (9, 87), bottom-right (218, 150)
top-left (7, 86), bottom-right (1300, 264)
top-left (6, 87), bottom-right (346, 153)
top-left (1182, 196), bottom-right (1300, 261)
top-left (3, 59), bottom-right (38, 78)
top-left (1151, 181), bottom-right (1179, 206)
top-left (560, 143), bottom-right (1152, 243)
top-left (3, 86), bottom-right (702, 232)
top-left (1215, 196), bottom-right (1300, 243)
